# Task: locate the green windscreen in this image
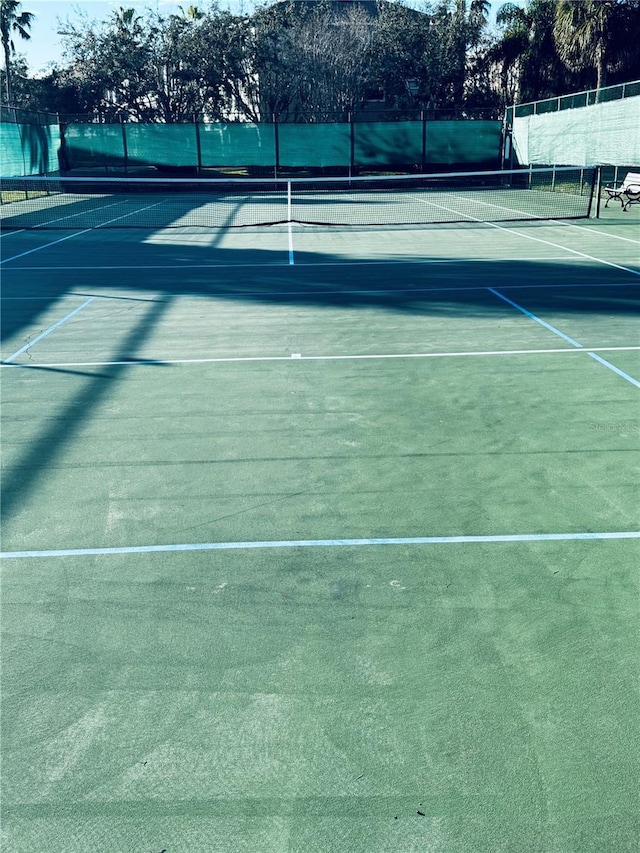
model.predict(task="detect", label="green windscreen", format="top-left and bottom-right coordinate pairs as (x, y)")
top-left (425, 121), bottom-right (501, 165)
top-left (512, 94), bottom-right (640, 166)
top-left (1, 122), bottom-right (60, 175)
top-left (279, 124), bottom-right (351, 167)
top-left (354, 122), bottom-right (423, 166)
top-left (64, 124), bottom-right (126, 170)
top-left (53, 119), bottom-right (502, 173)
top-left (124, 124), bottom-right (199, 168)
top-left (199, 123), bottom-right (275, 168)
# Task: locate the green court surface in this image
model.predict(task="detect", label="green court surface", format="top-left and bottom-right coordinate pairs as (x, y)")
top-left (1, 206), bottom-right (639, 852)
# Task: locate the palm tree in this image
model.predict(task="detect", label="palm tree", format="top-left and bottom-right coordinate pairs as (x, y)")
top-left (1, 0), bottom-right (34, 104)
top-left (553, 0), bottom-right (628, 92)
top-left (493, 0), bottom-right (574, 106)
top-left (492, 2), bottom-right (531, 105)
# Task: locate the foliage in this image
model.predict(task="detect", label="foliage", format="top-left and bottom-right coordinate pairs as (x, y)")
top-left (554, 0), bottom-right (640, 91)
top-left (4, 0), bottom-right (640, 120)
top-left (1, 0), bottom-right (34, 103)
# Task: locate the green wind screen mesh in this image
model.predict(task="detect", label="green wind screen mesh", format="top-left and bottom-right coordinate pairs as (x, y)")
top-left (125, 124), bottom-right (199, 168)
top-left (58, 119), bottom-right (502, 171)
top-left (64, 124), bottom-right (126, 169)
top-left (199, 123), bottom-right (275, 168)
top-left (512, 95), bottom-right (640, 166)
top-left (1, 123), bottom-right (60, 175)
top-left (279, 123), bottom-right (351, 167)
top-left (354, 121), bottom-right (423, 166)
top-left (425, 121), bottom-right (501, 165)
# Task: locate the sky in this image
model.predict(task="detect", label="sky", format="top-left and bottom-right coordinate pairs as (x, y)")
top-left (13, 0), bottom-right (507, 76)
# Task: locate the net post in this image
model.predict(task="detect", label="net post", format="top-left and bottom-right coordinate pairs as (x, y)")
top-left (287, 180), bottom-right (292, 222)
top-left (194, 116), bottom-right (202, 176)
top-left (421, 110), bottom-right (426, 173)
top-left (593, 166), bottom-right (602, 218)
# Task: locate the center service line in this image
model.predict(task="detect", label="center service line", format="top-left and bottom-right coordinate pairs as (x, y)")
top-left (2, 531), bottom-right (639, 559)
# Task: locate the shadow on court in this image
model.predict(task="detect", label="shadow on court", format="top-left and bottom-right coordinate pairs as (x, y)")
top-left (1, 230), bottom-right (639, 521)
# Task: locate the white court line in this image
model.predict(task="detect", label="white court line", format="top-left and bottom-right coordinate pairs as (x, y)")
top-left (416, 197), bottom-right (640, 277)
top-left (287, 182), bottom-right (295, 264)
top-left (0, 228), bottom-right (94, 264)
top-left (587, 352), bottom-right (640, 387)
top-left (489, 287), bottom-right (640, 388)
top-left (3, 346), bottom-right (639, 369)
top-left (1, 199), bottom-right (124, 233)
top-left (449, 194), bottom-right (640, 246)
top-left (2, 530), bottom-right (639, 559)
top-left (30, 199), bottom-right (124, 229)
top-left (288, 222), bottom-right (295, 265)
top-left (2, 298), bottom-right (95, 363)
top-left (0, 200), bottom-right (167, 264)
top-left (488, 288), bottom-right (582, 347)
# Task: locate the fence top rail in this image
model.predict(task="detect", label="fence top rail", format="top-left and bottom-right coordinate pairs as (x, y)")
top-left (511, 79), bottom-right (640, 119)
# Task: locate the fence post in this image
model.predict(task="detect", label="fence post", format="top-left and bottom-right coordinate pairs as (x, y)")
top-left (194, 115), bottom-right (202, 175)
top-left (120, 115), bottom-right (129, 175)
top-left (273, 114), bottom-right (279, 178)
top-left (421, 110), bottom-right (426, 173)
top-left (58, 121), bottom-right (70, 173)
top-left (349, 112), bottom-right (354, 178)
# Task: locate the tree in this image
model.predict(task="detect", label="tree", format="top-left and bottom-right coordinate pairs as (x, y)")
top-left (241, 1), bottom-right (376, 122)
top-left (1, 0), bottom-right (34, 104)
top-left (417, 0), bottom-right (491, 112)
top-left (554, 0), bottom-right (640, 92)
top-left (365, 2), bottom-right (440, 112)
top-left (491, 0), bottom-right (581, 107)
top-left (58, 4), bottom-right (238, 121)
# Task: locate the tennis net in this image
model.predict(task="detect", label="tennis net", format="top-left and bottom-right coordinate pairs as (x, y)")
top-left (0, 167), bottom-right (596, 230)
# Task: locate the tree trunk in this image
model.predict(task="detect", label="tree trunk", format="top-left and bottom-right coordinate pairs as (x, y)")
top-left (3, 39), bottom-right (13, 103)
top-left (596, 44), bottom-right (606, 92)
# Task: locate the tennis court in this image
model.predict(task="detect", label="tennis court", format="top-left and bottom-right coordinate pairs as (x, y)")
top-left (1, 177), bottom-right (639, 852)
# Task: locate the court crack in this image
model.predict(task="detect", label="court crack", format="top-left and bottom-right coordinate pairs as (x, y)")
top-left (164, 490), bottom-right (308, 534)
